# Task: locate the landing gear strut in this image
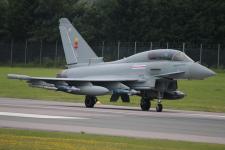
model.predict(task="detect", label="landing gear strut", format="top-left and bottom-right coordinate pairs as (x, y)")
top-left (140, 97), bottom-right (151, 111)
top-left (85, 96), bottom-right (97, 108)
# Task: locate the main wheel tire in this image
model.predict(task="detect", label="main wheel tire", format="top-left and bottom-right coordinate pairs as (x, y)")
top-left (121, 94), bottom-right (130, 102)
top-left (85, 96), bottom-right (96, 108)
top-left (156, 104), bottom-right (163, 112)
top-left (110, 94), bottom-right (120, 102)
top-left (140, 98), bottom-right (151, 111)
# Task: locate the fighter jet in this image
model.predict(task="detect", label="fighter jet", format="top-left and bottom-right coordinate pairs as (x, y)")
top-left (8, 18), bottom-right (216, 112)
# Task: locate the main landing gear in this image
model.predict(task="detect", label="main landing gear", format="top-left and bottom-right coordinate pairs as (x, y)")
top-left (140, 92), bottom-right (163, 112)
top-left (110, 94), bottom-right (130, 102)
top-left (121, 94), bottom-right (130, 102)
top-left (85, 95), bottom-right (97, 108)
top-left (140, 97), bottom-right (151, 111)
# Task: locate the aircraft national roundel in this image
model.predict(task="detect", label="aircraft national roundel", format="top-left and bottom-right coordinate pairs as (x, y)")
top-left (73, 37), bottom-right (78, 49)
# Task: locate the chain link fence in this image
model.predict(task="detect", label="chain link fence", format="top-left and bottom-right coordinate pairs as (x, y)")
top-left (0, 40), bottom-right (224, 68)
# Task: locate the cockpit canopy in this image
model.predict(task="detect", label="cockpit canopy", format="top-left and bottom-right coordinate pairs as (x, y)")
top-left (148, 49), bottom-right (193, 62)
top-left (122, 49), bottom-right (194, 63)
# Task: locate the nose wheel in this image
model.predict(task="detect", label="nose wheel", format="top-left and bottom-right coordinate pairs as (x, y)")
top-left (156, 103), bottom-right (163, 112)
top-left (156, 92), bottom-right (163, 112)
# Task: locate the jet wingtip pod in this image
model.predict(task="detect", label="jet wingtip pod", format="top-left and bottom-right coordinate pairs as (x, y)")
top-left (7, 74), bottom-right (30, 80)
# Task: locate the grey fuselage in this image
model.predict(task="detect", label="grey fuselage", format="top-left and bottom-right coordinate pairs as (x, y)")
top-left (60, 50), bottom-right (215, 93)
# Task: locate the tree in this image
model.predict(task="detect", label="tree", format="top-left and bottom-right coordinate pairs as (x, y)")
top-left (0, 0), bottom-right (9, 40)
top-left (0, 0), bottom-right (225, 42)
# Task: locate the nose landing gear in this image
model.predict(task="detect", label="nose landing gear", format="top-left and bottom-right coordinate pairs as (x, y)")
top-left (156, 103), bottom-right (163, 112)
top-left (156, 92), bottom-right (163, 112)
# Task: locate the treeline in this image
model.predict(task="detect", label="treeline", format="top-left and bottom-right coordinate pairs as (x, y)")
top-left (0, 0), bottom-right (225, 43)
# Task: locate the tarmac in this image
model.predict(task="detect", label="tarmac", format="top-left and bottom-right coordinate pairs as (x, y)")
top-left (0, 97), bottom-right (225, 144)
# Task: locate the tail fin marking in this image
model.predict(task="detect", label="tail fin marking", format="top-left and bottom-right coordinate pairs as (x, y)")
top-left (59, 18), bottom-right (101, 67)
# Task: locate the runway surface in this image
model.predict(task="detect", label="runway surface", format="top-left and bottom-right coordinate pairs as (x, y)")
top-left (0, 97), bottom-right (225, 144)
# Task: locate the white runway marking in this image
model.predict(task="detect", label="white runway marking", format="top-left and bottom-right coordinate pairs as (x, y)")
top-left (183, 113), bottom-right (225, 119)
top-left (0, 112), bottom-right (88, 119)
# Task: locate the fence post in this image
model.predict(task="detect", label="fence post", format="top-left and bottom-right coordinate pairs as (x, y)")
top-left (217, 44), bottom-right (220, 68)
top-left (101, 41), bottom-right (104, 58)
top-left (200, 43), bottom-right (203, 64)
top-left (10, 39), bottom-right (14, 66)
top-left (40, 40), bottom-right (43, 65)
top-left (24, 39), bottom-right (28, 65)
top-left (55, 40), bottom-right (58, 67)
top-left (166, 42), bottom-right (169, 49)
top-left (134, 41), bottom-right (137, 54)
top-left (182, 42), bottom-right (185, 53)
top-left (117, 41), bottom-right (120, 60)
top-left (150, 42), bottom-right (153, 50)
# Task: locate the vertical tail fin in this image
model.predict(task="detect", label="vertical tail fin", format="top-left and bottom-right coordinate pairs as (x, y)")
top-left (59, 18), bottom-right (102, 67)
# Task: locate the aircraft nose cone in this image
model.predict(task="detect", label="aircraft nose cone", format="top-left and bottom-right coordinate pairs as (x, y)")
top-left (205, 68), bottom-right (216, 77)
top-left (189, 63), bottom-right (216, 79)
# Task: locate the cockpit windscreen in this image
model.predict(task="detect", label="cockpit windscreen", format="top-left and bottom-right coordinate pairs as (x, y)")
top-left (148, 50), bottom-right (193, 62)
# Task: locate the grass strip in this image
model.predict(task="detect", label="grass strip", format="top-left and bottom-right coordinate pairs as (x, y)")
top-left (0, 128), bottom-right (225, 150)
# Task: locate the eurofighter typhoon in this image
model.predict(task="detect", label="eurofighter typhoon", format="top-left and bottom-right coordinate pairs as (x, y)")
top-left (8, 18), bottom-right (216, 112)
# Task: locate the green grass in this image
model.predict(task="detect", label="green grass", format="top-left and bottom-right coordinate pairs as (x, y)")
top-left (0, 66), bottom-right (225, 112)
top-left (0, 128), bottom-right (225, 150)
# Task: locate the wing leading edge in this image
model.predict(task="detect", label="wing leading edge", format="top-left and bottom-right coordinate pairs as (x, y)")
top-left (7, 74), bottom-right (141, 82)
